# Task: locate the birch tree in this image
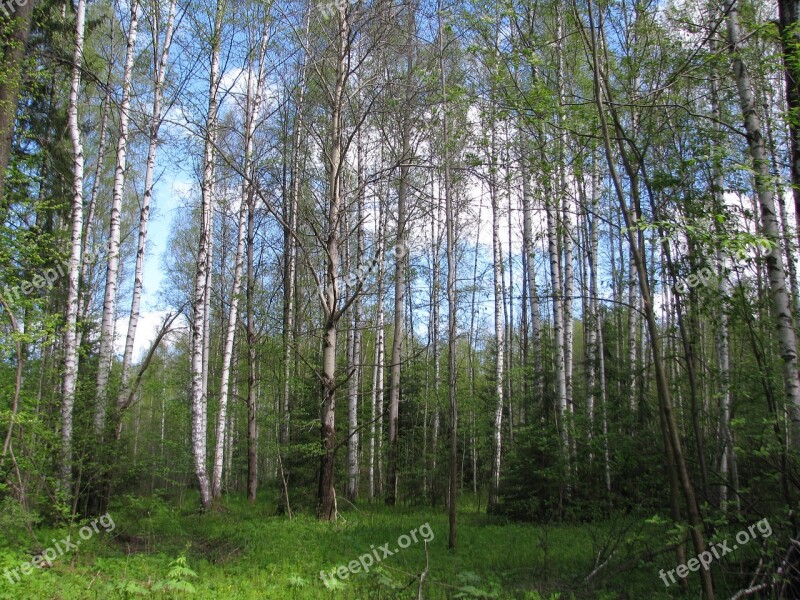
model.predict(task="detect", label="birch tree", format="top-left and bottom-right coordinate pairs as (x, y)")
top-left (95, 0), bottom-right (141, 434)
top-left (60, 0), bottom-right (88, 496)
top-left (726, 0), bottom-right (800, 451)
top-left (190, 0), bottom-right (225, 510)
top-left (212, 4), bottom-right (269, 499)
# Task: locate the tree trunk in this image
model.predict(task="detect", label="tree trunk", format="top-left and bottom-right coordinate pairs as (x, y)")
top-left (439, 0), bottom-right (458, 546)
top-left (386, 1), bottom-right (415, 506)
top-left (317, 1), bottom-right (349, 519)
top-left (519, 134), bottom-right (543, 406)
top-left (0, 0), bottom-right (35, 207)
top-left (118, 0), bottom-right (177, 414)
top-left (346, 129), bottom-right (365, 502)
top-left (488, 105), bottom-right (505, 514)
top-left (190, 0), bottom-right (224, 510)
top-left (212, 17), bottom-right (266, 498)
top-left (778, 0), bottom-right (800, 250)
top-left (727, 0), bottom-right (800, 451)
top-left (60, 0), bottom-right (88, 497)
top-left (369, 195), bottom-right (386, 501)
top-left (95, 0), bottom-right (140, 434)
top-left (282, 13), bottom-right (309, 448)
top-left (583, 4), bottom-right (714, 596)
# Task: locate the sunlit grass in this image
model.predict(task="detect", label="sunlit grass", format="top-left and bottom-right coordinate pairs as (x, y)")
top-left (0, 493), bottom-right (686, 598)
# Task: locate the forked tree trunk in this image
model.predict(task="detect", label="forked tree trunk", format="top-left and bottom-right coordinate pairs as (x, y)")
top-left (317, 0), bottom-right (349, 519)
top-left (191, 0), bottom-right (224, 510)
top-left (118, 0), bottom-right (178, 415)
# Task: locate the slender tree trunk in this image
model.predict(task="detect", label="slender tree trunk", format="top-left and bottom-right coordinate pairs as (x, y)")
top-left (386, 1), bottom-right (415, 506)
top-left (556, 10), bottom-right (575, 468)
top-left (118, 0), bottom-right (178, 413)
top-left (709, 49), bottom-right (739, 514)
top-left (545, 175), bottom-right (568, 451)
top-left (428, 174), bottom-right (441, 495)
top-left (60, 0), bottom-right (88, 497)
top-left (487, 106), bottom-right (505, 513)
top-left (95, 0), bottom-right (140, 434)
top-left (583, 5), bottom-right (714, 596)
top-left (504, 151), bottom-right (514, 448)
top-left (439, 1), bottom-right (458, 545)
top-left (369, 198), bottom-right (386, 501)
top-left (346, 128), bottom-right (365, 502)
top-left (79, 75), bottom-right (112, 334)
top-left (519, 133), bottom-right (543, 405)
top-left (246, 170), bottom-right (258, 503)
top-left (212, 17), bottom-right (267, 498)
top-left (282, 13), bottom-right (309, 447)
top-left (585, 158), bottom-right (600, 453)
top-left (0, 295), bottom-right (22, 472)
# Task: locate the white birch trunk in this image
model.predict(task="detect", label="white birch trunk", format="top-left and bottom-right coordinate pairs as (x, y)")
top-left (191, 0), bottom-right (224, 510)
top-left (488, 108), bottom-right (505, 512)
top-left (346, 129), bottom-right (365, 501)
top-left (369, 191), bottom-right (386, 501)
top-left (118, 0), bottom-right (178, 412)
top-left (95, 0), bottom-right (141, 434)
top-left (727, 1), bottom-right (800, 450)
top-left (60, 0), bottom-right (88, 494)
top-left (212, 17), bottom-right (268, 497)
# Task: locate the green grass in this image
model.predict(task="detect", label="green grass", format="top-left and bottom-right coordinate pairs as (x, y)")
top-left (0, 494), bottom-right (691, 599)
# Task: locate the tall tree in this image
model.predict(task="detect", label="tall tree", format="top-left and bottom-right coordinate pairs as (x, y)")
top-left (386, 0), bottom-right (416, 507)
top-left (60, 0), bottom-right (88, 497)
top-left (726, 0), bottom-right (800, 451)
top-left (190, 0), bottom-right (225, 510)
top-left (95, 0), bottom-right (141, 434)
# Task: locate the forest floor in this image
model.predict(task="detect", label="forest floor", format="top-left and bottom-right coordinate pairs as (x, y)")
top-left (0, 493), bottom-right (713, 599)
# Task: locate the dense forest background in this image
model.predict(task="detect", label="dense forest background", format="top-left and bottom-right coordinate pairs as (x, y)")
top-left (2, 0), bottom-right (800, 597)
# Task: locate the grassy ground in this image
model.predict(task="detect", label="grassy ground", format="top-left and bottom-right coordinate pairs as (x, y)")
top-left (0, 494), bottom-right (696, 599)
